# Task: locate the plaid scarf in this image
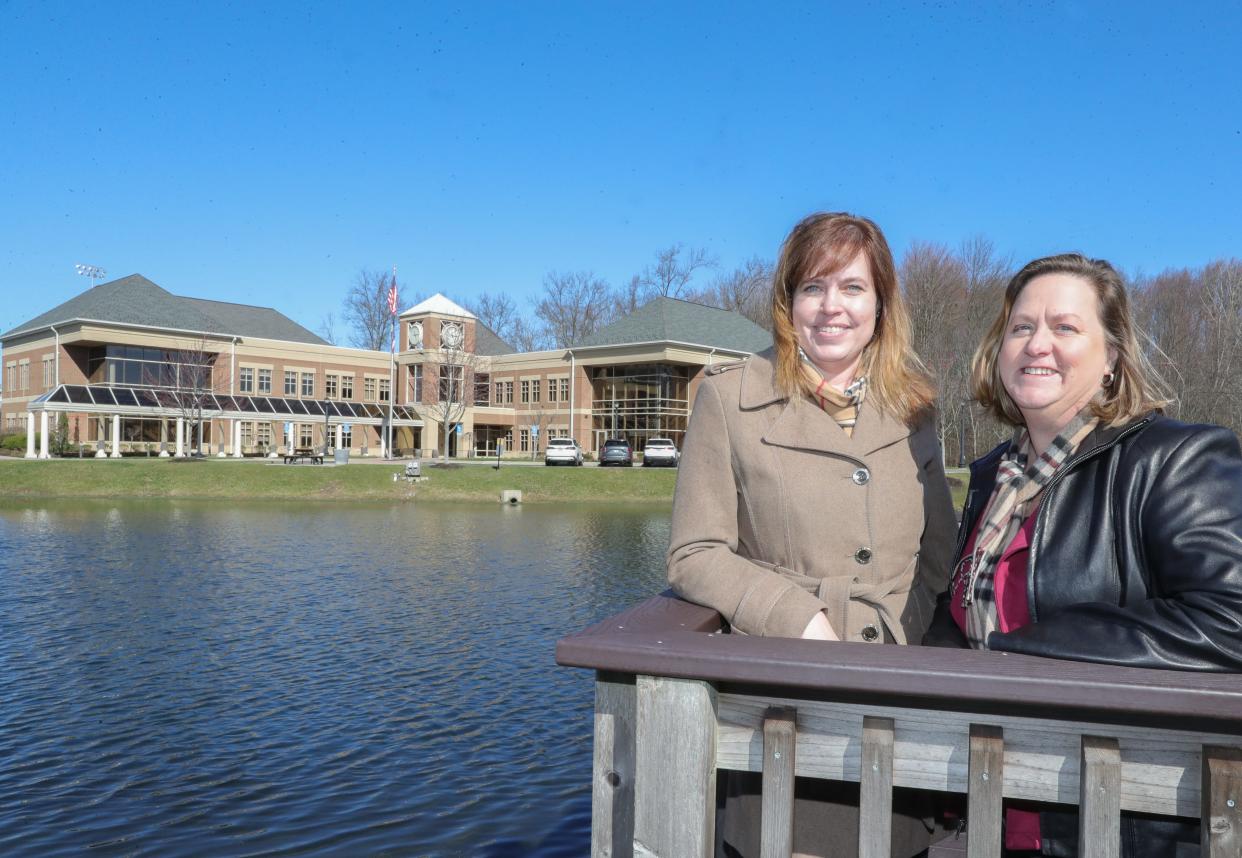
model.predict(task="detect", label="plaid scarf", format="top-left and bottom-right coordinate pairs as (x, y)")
top-left (801, 358), bottom-right (867, 436)
top-left (958, 408), bottom-right (1098, 647)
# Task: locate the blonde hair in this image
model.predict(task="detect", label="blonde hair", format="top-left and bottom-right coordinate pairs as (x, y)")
top-left (771, 212), bottom-right (935, 426)
top-left (971, 253), bottom-right (1172, 427)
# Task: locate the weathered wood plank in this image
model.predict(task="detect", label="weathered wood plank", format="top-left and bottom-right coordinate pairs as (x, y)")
top-left (1203, 745), bottom-right (1242, 857)
top-left (760, 707), bottom-right (796, 858)
top-left (859, 716), bottom-right (894, 858)
top-left (634, 675), bottom-right (717, 858)
top-left (558, 608), bottom-right (1242, 727)
top-left (1078, 735), bottom-right (1120, 858)
top-left (715, 693), bottom-right (1242, 817)
top-left (593, 673), bottom-right (636, 858)
top-left (966, 724), bottom-right (1003, 858)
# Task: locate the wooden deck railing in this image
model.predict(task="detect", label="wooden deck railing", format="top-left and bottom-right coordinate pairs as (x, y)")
top-left (556, 592), bottom-right (1242, 858)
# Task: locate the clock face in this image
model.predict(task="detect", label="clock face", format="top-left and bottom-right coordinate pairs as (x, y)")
top-left (408, 322), bottom-right (423, 349)
top-left (442, 322), bottom-right (463, 349)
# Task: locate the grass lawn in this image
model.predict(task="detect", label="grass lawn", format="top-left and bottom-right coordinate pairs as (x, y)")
top-left (0, 458), bottom-right (968, 508)
top-left (0, 458), bottom-right (678, 504)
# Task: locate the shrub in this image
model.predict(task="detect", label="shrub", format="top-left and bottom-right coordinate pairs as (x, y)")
top-left (1, 433), bottom-right (30, 452)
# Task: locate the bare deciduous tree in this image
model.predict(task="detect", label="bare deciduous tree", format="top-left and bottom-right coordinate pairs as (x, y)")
top-left (464, 292), bottom-right (519, 344)
top-left (901, 242), bottom-right (969, 462)
top-left (344, 269), bottom-right (417, 351)
top-left (148, 337), bottom-right (222, 456)
top-left (417, 344), bottom-right (486, 463)
top-left (638, 244), bottom-right (717, 299)
top-left (611, 275), bottom-right (646, 318)
top-left (508, 316), bottom-right (552, 352)
top-left (534, 270), bottom-right (613, 348)
top-left (316, 312), bottom-right (340, 346)
top-left (690, 256), bottom-right (773, 329)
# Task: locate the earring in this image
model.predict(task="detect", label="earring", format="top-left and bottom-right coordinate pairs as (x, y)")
top-left (1103, 370), bottom-right (1115, 387)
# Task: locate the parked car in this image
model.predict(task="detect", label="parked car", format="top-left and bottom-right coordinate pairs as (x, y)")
top-left (599, 438), bottom-right (634, 467)
top-left (544, 437), bottom-right (584, 466)
top-left (641, 437), bottom-right (680, 467)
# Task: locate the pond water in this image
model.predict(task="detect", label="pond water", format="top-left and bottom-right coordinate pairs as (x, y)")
top-left (0, 500), bottom-right (671, 857)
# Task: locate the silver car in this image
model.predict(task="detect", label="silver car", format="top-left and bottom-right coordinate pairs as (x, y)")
top-left (544, 437), bottom-right (584, 466)
top-left (641, 438), bottom-right (680, 467)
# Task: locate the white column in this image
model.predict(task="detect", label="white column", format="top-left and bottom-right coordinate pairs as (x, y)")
top-left (268, 422), bottom-right (279, 458)
top-left (159, 419), bottom-right (170, 456)
top-left (95, 416), bottom-right (107, 457)
top-left (109, 414), bottom-right (121, 457)
top-left (335, 424), bottom-right (343, 451)
top-left (175, 417), bottom-right (185, 458)
top-left (25, 411), bottom-right (36, 458)
top-left (216, 419), bottom-right (227, 457)
top-left (233, 420), bottom-right (243, 458)
top-left (39, 411), bottom-right (50, 459)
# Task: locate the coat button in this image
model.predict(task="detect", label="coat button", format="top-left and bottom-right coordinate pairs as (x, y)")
top-left (854, 547), bottom-right (872, 564)
top-left (851, 467), bottom-right (870, 485)
top-left (861, 624), bottom-right (880, 642)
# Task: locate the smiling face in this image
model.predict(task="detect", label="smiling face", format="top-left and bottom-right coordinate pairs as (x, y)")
top-left (998, 273), bottom-right (1117, 441)
top-left (790, 250), bottom-right (878, 389)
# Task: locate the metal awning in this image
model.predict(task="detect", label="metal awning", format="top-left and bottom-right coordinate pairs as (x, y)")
top-left (29, 385), bottom-right (422, 427)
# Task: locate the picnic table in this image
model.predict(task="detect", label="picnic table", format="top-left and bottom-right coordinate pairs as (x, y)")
top-left (283, 447), bottom-right (324, 465)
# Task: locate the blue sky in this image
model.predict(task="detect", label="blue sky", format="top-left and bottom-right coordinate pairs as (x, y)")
top-left (2, 1), bottom-right (1239, 338)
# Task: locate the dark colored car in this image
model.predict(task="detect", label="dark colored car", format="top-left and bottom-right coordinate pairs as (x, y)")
top-left (599, 438), bottom-right (634, 467)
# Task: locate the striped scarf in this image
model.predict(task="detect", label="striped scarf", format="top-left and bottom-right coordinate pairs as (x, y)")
top-left (801, 360), bottom-right (867, 436)
top-left (958, 408), bottom-right (1098, 647)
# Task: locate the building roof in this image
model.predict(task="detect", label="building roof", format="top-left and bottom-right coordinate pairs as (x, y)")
top-left (474, 322), bottom-right (516, 356)
top-left (403, 293), bottom-right (476, 318)
top-left (575, 296), bottom-right (771, 353)
top-left (2, 274), bottom-right (328, 345)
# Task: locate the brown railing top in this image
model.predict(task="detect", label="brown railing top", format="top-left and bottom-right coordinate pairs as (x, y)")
top-left (557, 593), bottom-right (1242, 730)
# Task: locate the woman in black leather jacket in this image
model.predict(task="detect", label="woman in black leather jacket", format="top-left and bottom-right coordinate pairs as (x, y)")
top-left (923, 253), bottom-right (1242, 856)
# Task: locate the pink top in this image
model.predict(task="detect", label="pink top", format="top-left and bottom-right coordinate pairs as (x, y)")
top-left (950, 511), bottom-right (1036, 634)
top-left (950, 509), bottom-right (1041, 850)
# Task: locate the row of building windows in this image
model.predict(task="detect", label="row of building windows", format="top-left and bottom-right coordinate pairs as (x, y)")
top-left (491, 377), bottom-right (570, 405)
top-left (236, 368), bottom-right (391, 403)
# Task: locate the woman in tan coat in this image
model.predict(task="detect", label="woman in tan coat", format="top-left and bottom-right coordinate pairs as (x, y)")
top-left (667, 212), bottom-right (956, 857)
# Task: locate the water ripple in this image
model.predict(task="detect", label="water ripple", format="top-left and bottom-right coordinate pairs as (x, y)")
top-left (0, 499), bottom-right (668, 856)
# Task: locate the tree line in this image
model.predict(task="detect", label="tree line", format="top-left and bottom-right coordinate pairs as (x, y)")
top-left (902, 239), bottom-right (1242, 462)
top-left (323, 246), bottom-right (771, 353)
top-left (328, 240), bottom-right (1242, 458)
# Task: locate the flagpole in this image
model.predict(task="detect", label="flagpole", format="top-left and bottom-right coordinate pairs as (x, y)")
top-left (388, 266), bottom-right (397, 459)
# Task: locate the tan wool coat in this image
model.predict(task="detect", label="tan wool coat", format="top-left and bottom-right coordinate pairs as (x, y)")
top-left (668, 348), bottom-right (956, 644)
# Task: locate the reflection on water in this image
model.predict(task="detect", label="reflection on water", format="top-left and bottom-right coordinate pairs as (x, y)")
top-left (0, 500), bottom-right (670, 857)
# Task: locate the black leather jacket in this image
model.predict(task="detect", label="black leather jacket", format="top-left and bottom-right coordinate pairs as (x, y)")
top-left (924, 414), bottom-right (1242, 858)
top-left (925, 413), bottom-right (1242, 671)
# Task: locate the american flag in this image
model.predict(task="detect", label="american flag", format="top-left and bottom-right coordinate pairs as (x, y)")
top-left (387, 277), bottom-right (398, 315)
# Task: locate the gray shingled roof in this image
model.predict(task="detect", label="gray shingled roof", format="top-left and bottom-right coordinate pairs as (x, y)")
top-left (3, 274), bottom-right (328, 345)
top-left (474, 322), bottom-right (515, 356)
top-left (575, 296), bottom-right (771, 353)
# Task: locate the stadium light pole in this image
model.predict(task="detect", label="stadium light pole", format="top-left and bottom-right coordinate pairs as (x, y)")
top-left (75, 263), bottom-right (107, 287)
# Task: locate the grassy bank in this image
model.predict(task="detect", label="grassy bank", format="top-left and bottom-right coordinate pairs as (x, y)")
top-left (0, 459), bottom-right (969, 507)
top-left (0, 458), bottom-right (679, 503)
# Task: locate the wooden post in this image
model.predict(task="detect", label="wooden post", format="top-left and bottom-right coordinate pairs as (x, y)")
top-left (858, 716), bottom-right (895, 858)
top-left (1202, 745), bottom-right (1242, 857)
top-left (1079, 735), bottom-right (1121, 858)
top-left (967, 724), bottom-right (1003, 858)
top-left (634, 675), bottom-right (718, 858)
top-left (593, 672), bottom-right (636, 858)
top-left (760, 707), bottom-right (797, 858)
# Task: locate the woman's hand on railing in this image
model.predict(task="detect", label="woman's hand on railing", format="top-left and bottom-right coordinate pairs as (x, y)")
top-left (801, 611), bottom-right (839, 641)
